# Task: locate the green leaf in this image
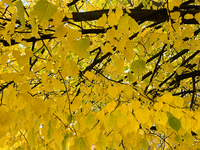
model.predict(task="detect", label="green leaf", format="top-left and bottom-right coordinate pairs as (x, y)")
top-left (73, 38), bottom-right (90, 59)
top-left (47, 119), bottom-right (54, 139)
top-left (140, 138), bottom-right (149, 150)
top-left (62, 133), bottom-right (69, 150)
top-left (33, 0), bottom-right (57, 23)
top-left (71, 137), bottom-right (87, 150)
top-left (175, 134), bottom-right (181, 143)
top-left (168, 114), bottom-right (181, 132)
top-left (15, 0), bottom-right (25, 29)
top-left (131, 59), bottom-right (145, 76)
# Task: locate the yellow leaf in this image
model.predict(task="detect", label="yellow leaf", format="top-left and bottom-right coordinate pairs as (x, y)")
top-left (114, 57), bottom-right (124, 73)
top-left (135, 106), bottom-right (150, 124)
top-left (154, 101), bottom-right (163, 111)
top-left (86, 114), bottom-right (96, 129)
top-left (73, 38), bottom-right (90, 59)
top-left (118, 14), bottom-right (130, 30)
top-left (28, 128), bottom-right (35, 149)
top-left (53, 25), bottom-right (68, 38)
top-left (108, 11), bottom-right (118, 26)
top-left (96, 133), bottom-right (107, 150)
top-left (86, 128), bottom-right (100, 146)
top-left (29, 10), bottom-right (38, 36)
top-left (182, 26), bottom-right (194, 38)
top-left (0, 126), bottom-right (9, 139)
top-left (124, 48), bottom-right (135, 62)
top-left (124, 86), bottom-right (133, 96)
top-left (2, 0), bottom-right (13, 6)
top-left (170, 12), bottom-right (180, 20)
top-left (184, 13), bottom-right (194, 19)
top-left (181, 114), bottom-right (191, 131)
top-left (129, 114), bottom-right (139, 133)
top-left (168, 0), bottom-right (182, 10)
top-left (131, 100), bottom-right (141, 110)
top-left (67, 28), bottom-right (82, 43)
top-left (154, 111), bottom-right (168, 126)
top-left (115, 7), bottom-right (123, 20)
top-left (170, 107), bottom-right (183, 119)
top-left (32, 99), bottom-right (48, 117)
top-left (107, 85), bottom-right (118, 98)
top-left (98, 13), bottom-right (107, 27)
top-left (66, 60), bottom-right (79, 77)
top-left (104, 114), bottom-right (115, 131)
top-left (85, 71), bottom-right (95, 81)
top-left (52, 10), bottom-right (64, 25)
top-left (195, 0), bottom-right (200, 5)
top-left (105, 100), bottom-right (117, 113)
top-left (174, 96), bottom-right (184, 107)
top-left (129, 17), bottom-right (140, 32)
top-left (114, 110), bottom-right (127, 128)
top-left (71, 96), bottom-right (82, 111)
top-left (161, 92), bottom-right (173, 104)
top-left (195, 12), bottom-right (200, 24)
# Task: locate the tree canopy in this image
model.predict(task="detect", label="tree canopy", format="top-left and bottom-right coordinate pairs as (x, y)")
top-left (1, 0), bottom-right (200, 149)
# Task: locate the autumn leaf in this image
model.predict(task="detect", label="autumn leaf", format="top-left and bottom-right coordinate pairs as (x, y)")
top-left (33, 0), bottom-right (57, 23)
top-left (131, 59), bottom-right (145, 76)
top-left (1, 0), bottom-right (200, 149)
top-left (168, 114), bottom-right (181, 132)
top-left (73, 38), bottom-right (90, 59)
top-left (15, 0), bottom-right (25, 29)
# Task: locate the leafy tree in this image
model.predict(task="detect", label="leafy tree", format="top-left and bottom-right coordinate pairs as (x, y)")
top-left (1, 0), bottom-right (200, 149)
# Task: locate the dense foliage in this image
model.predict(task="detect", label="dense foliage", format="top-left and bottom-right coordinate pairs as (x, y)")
top-left (0, 0), bottom-right (200, 149)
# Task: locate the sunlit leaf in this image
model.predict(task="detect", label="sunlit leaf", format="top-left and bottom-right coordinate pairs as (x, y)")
top-left (131, 59), bottom-right (145, 76)
top-left (104, 114), bottom-right (115, 131)
top-left (184, 132), bottom-right (194, 145)
top-left (34, 0), bottom-right (57, 22)
top-left (73, 38), bottom-right (90, 59)
top-left (98, 13), bottom-right (107, 27)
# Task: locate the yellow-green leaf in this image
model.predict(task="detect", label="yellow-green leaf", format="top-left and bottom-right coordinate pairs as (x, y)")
top-left (104, 114), bottom-right (115, 131)
top-left (73, 38), bottom-right (90, 59)
top-left (34, 0), bottom-right (57, 23)
top-left (131, 59), bottom-right (145, 76)
top-left (86, 114), bottom-right (96, 129)
top-left (184, 132), bottom-right (194, 145)
top-left (47, 119), bottom-right (54, 140)
top-left (140, 138), bottom-right (149, 150)
top-left (168, 114), bottom-right (181, 132)
top-left (174, 96), bottom-right (184, 107)
top-left (15, 0), bottom-right (25, 29)
top-left (71, 137), bottom-right (87, 150)
top-left (175, 134), bottom-right (181, 143)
